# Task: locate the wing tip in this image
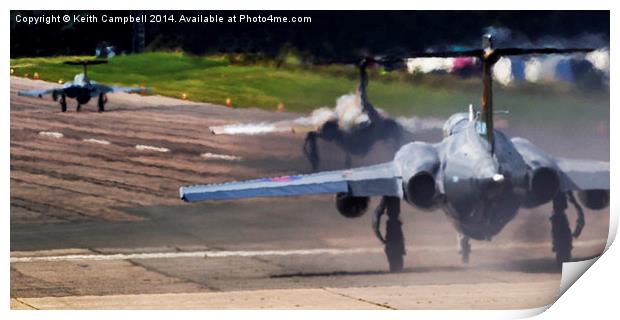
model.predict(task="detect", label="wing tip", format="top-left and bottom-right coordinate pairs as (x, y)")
top-left (179, 186), bottom-right (190, 202)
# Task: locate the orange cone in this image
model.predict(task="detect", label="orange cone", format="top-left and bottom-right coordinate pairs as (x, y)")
top-left (181, 93), bottom-right (187, 100)
top-left (226, 98), bottom-right (232, 108)
top-left (33, 72), bottom-right (39, 80)
top-left (277, 102), bottom-right (285, 112)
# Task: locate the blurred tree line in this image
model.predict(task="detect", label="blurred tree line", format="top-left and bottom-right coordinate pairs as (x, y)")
top-left (10, 11), bottom-right (609, 59)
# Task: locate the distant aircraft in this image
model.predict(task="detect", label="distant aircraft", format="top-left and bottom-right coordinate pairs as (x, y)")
top-left (180, 35), bottom-right (608, 272)
top-left (209, 60), bottom-right (429, 171)
top-left (302, 60), bottom-right (406, 171)
top-left (17, 60), bottom-right (148, 112)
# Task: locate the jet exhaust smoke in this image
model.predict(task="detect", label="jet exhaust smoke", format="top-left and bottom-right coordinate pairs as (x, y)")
top-left (210, 122), bottom-right (290, 135)
top-left (210, 92), bottom-right (445, 136)
top-left (396, 116), bottom-right (445, 132)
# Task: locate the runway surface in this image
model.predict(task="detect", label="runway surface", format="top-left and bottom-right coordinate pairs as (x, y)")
top-left (10, 77), bottom-right (610, 309)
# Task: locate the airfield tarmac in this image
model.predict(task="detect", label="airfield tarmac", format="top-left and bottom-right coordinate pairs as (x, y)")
top-left (10, 77), bottom-right (610, 309)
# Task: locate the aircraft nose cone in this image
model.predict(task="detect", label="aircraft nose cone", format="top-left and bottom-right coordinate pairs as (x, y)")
top-left (480, 173), bottom-right (508, 199)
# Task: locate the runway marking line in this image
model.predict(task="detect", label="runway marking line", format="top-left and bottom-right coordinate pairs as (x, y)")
top-left (83, 138), bottom-right (111, 145)
top-left (135, 144), bottom-right (170, 153)
top-left (11, 248), bottom-right (379, 263)
top-left (10, 239), bottom-right (605, 263)
top-left (201, 152), bottom-right (242, 161)
top-left (38, 131), bottom-right (63, 139)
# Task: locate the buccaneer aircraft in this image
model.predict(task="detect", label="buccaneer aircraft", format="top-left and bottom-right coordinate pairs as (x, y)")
top-left (180, 35), bottom-right (609, 272)
top-left (18, 60), bottom-right (148, 112)
top-left (209, 60), bottom-right (415, 171)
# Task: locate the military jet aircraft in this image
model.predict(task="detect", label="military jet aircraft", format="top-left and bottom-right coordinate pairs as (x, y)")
top-left (209, 60), bottom-right (425, 171)
top-left (17, 60), bottom-right (147, 112)
top-left (302, 60), bottom-right (405, 170)
top-left (180, 35), bottom-right (609, 272)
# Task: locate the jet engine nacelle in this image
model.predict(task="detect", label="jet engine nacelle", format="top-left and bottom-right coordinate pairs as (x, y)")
top-left (577, 189), bottom-right (609, 210)
top-left (523, 166), bottom-right (561, 207)
top-left (395, 142), bottom-right (441, 209)
top-left (335, 192), bottom-right (370, 218)
top-left (512, 138), bottom-right (561, 208)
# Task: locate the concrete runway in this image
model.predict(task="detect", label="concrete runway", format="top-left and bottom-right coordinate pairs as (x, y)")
top-left (10, 77), bottom-right (610, 309)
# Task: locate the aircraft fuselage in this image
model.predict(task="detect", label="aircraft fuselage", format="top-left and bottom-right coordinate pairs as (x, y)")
top-left (397, 117), bottom-right (531, 241)
top-left (439, 123), bottom-right (529, 240)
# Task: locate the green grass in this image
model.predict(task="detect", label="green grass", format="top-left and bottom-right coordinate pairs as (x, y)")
top-left (10, 52), bottom-right (608, 127)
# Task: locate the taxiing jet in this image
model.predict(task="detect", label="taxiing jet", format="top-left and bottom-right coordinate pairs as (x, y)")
top-left (209, 60), bottom-right (431, 172)
top-left (18, 60), bottom-right (148, 113)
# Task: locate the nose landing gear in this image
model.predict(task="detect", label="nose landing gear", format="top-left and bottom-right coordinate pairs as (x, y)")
top-left (457, 233), bottom-right (471, 264)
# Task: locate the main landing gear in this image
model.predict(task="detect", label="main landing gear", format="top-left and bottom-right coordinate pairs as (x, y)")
top-left (550, 191), bottom-right (585, 267)
top-left (373, 196), bottom-right (405, 272)
top-left (59, 94), bottom-right (67, 112)
top-left (53, 91), bottom-right (67, 112)
top-left (303, 132), bottom-right (320, 171)
top-left (302, 121), bottom-right (345, 172)
top-left (98, 93), bottom-right (107, 112)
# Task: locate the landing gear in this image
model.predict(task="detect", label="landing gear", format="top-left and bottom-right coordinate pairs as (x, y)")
top-left (345, 152), bottom-right (352, 168)
top-left (303, 132), bottom-right (319, 171)
top-left (76, 95), bottom-right (90, 112)
top-left (59, 94), bottom-right (67, 112)
top-left (373, 196), bottom-right (405, 272)
top-left (98, 93), bottom-right (107, 112)
top-left (551, 192), bottom-right (573, 267)
top-left (568, 191), bottom-right (585, 238)
top-left (457, 233), bottom-right (471, 264)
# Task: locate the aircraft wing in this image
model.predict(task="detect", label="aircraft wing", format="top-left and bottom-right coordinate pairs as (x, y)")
top-left (17, 88), bottom-right (57, 98)
top-left (92, 84), bottom-right (149, 95)
top-left (110, 86), bottom-right (149, 94)
top-left (556, 158), bottom-right (610, 191)
top-left (180, 161), bottom-right (402, 202)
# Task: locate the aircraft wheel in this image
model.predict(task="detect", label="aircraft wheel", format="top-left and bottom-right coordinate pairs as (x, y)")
top-left (76, 104), bottom-right (81, 112)
top-left (345, 153), bottom-right (352, 168)
top-left (98, 94), bottom-right (106, 112)
top-left (385, 216), bottom-right (405, 272)
top-left (60, 95), bottom-right (67, 112)
top-left (551, 211), bottom-right (572, 267)
top-left (303, 132), bottom-right (320, 171)
top-left (386, 247), bottom-right (404, 272)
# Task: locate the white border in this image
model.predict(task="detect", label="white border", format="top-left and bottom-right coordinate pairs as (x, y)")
top-left (4, 2), bottom-right (616, 320)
